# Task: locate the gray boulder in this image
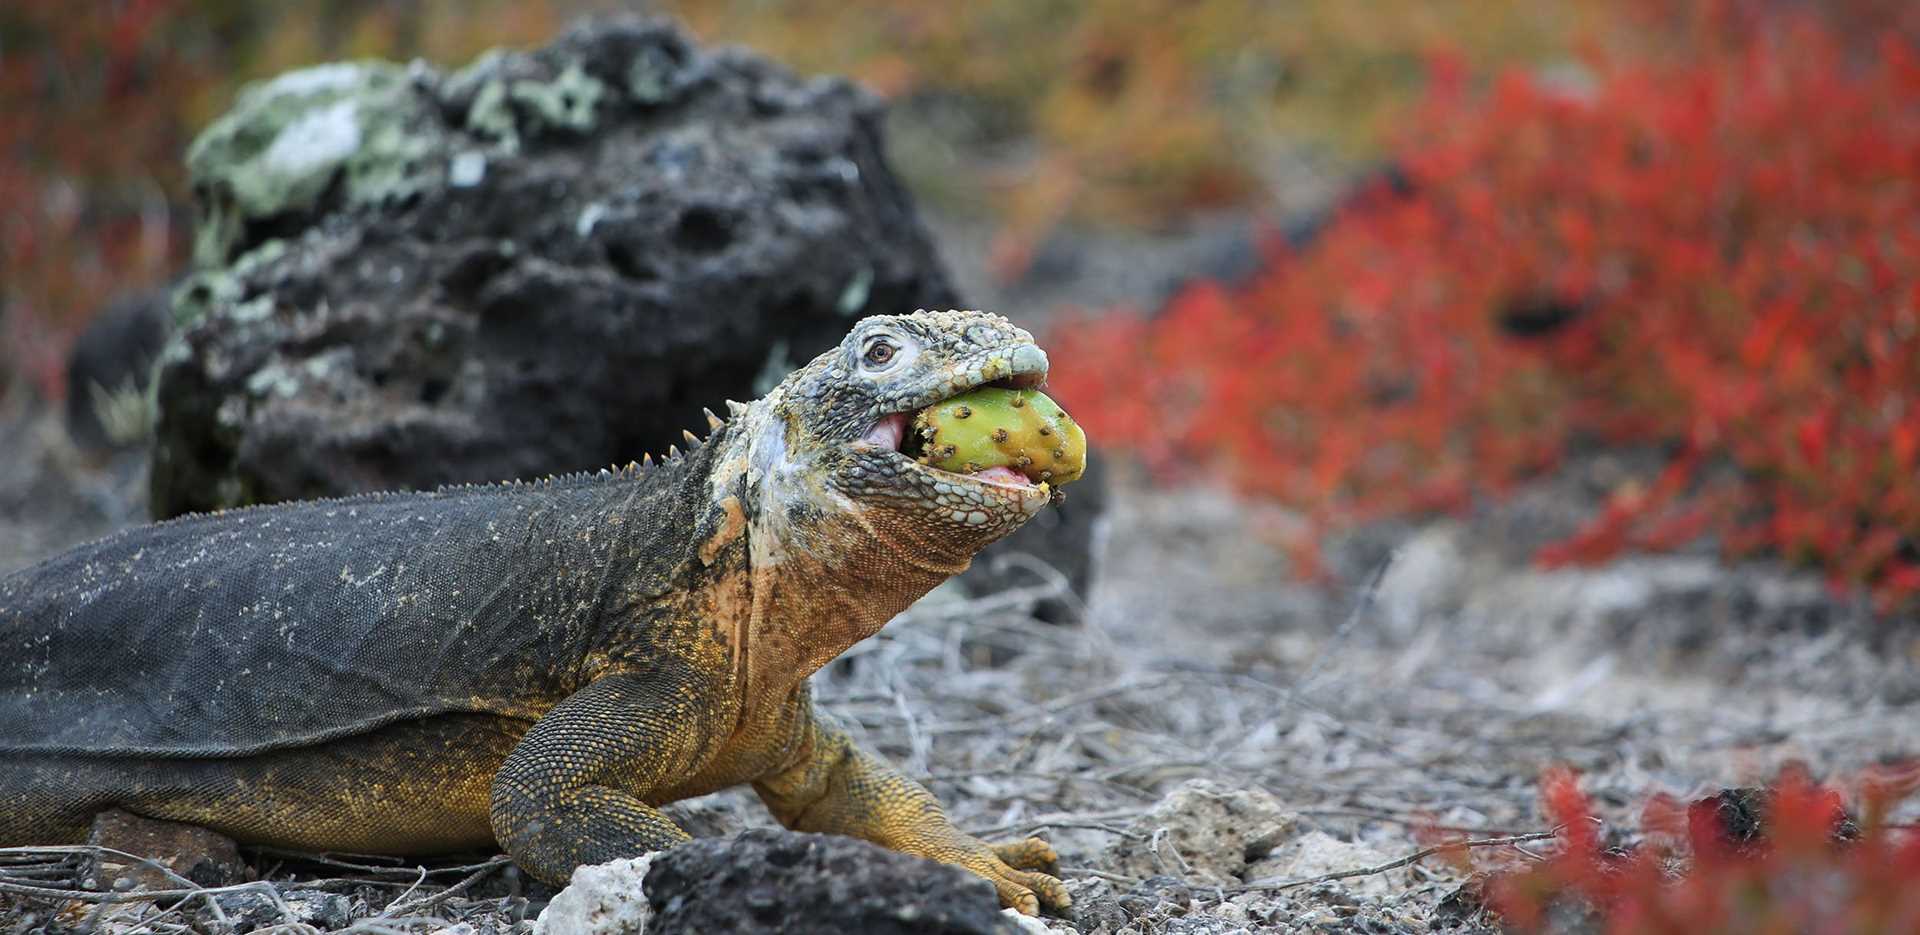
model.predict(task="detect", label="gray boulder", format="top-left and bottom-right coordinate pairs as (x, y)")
top-left (152, 14), bottom-right (959, 517)
top-left (152, 14), bottom-right (1101, 617)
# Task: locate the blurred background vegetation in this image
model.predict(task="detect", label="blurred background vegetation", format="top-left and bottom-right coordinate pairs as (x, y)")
top-left (4, 0), bottom-right (1918, 603)
top-left (0, 0), bottom-right (1658, 394)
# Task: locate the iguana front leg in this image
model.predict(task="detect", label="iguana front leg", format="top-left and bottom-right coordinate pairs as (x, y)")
top-left (752, 702), bottom-right (1070, 915)
top-left (490, 669), bottom-right (719, 884)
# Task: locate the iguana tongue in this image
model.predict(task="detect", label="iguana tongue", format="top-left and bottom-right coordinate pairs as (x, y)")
top-left (973, 466), bottom-right (1030, 486)
top-left (861, 412), bottom-right (909, 449)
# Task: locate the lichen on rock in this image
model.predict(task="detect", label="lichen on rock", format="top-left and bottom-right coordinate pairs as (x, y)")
top-left (153, 13), bottom-right (1098, 613)
top-left (186, 62), bottom-right (443, 267)
top-left (152, 14), bottom-right (961, 519)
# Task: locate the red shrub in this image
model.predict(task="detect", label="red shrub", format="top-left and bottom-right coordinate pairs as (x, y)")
top-left (0, 0), bottom-right (204, 399)
top-left (1487, 766), bottom-right (1920, 933)
top-left (1048, 6), bottom-right (1920, 606)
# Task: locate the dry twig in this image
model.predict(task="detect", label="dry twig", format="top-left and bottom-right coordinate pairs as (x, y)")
top-left (1229, 830), bottom-right (1558, 894)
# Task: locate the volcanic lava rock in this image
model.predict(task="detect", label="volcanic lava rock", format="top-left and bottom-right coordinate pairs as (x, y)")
top-left (1690, 785), bottom-right (1861, 855)
top-left (152, 14), bottom-right (1102, 616)
top-left (642, 828), bottom-right (1021, 934)
top-left (195, 890), bottom-right (355, 933)
top-left (152, 14), bottom-right (959, 518)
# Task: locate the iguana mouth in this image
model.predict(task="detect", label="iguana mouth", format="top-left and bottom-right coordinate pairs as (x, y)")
top-left (857, 376), bottom-right (1049, 491)
top-left (863, 412), bottom-right (1036, 489)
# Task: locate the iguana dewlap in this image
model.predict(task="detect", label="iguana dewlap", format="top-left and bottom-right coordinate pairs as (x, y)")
top-left (0, 310), bottom-right (1077, 914)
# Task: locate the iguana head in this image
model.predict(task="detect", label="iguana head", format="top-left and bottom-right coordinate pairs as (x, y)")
top-left (740, 309), bottom-right (1062, 569)
top-left (703, 309), bottom-right (1079, 691)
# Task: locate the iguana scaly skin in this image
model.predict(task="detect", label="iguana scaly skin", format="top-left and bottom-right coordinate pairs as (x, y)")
top-left (0, 310), bottom-right (1072, 913)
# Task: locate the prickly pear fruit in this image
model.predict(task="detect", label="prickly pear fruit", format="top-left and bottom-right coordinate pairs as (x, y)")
top-left (914, 387), bottom-right (1086, 486)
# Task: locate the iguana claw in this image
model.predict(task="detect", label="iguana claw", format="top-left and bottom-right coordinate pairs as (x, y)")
top-left (992, 836), bottom-right (1059, 871)
top-left (964, 837), bottom-right (1070, 915)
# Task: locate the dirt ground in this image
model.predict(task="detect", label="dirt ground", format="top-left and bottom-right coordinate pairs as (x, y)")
top-left (801, 451), bottom-right (1920, 933)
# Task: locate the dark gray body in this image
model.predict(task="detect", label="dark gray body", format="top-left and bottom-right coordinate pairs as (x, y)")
top-left (0, 457), bottom-right (713, 758)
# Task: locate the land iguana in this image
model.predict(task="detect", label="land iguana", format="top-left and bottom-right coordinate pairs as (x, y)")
top-left (0, 309), bottom-right (1078, 914)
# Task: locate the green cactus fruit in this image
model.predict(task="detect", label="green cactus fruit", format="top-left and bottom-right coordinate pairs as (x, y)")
top-left (914, 387), bottom-right (1087, 486)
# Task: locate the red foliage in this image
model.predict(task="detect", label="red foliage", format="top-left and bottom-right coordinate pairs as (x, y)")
top-left (1487, 765), bottom-right (1920, 933)
top-left (0, 0), bottom-right (205, 399)
top-left (1047, 5), bottom-right (1920, 606)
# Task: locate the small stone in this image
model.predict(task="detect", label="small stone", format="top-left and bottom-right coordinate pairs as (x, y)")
top-left (1000, 908), bottom-right (1074, 933)
top-left (534, 855), bottom-right (655, 935)
top-left (196, 889), bottom-right (352, 931)
top-left (1103, 780), bottom-right (1299, 886)
top-left (87, 809), bottom-right (250, 892)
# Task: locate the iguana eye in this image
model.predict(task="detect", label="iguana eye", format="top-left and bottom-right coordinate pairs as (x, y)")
top-left (862, 339), bottom-right (898, 368)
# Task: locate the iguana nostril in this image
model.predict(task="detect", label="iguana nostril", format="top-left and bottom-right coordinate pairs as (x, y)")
top-left (1009, 344), bottom-right (1048, 379)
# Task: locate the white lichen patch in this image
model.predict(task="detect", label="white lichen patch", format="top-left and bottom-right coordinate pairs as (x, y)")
top-left (576, 202), bottom-right (608, 237)
top-left (511, 61), bottom-right (605, 134)
top-left (245, 362), bottom-right (303, 401)
top-left (227, 295), bottom-right (276, 325)
top-left (186, 61), bottom-right (445, 266)
top-left (460, 58), bottom-right (608, 153)
top-left (261, 99), bottom-right (364, 178)
top-left (449, 150), bottom-right (487, 188)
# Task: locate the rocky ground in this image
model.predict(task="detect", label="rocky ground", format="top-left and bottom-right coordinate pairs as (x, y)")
top-left (776, 456), bottom-right (1920, 933)
top-left (3, 391), bottom-right (1916, 932)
